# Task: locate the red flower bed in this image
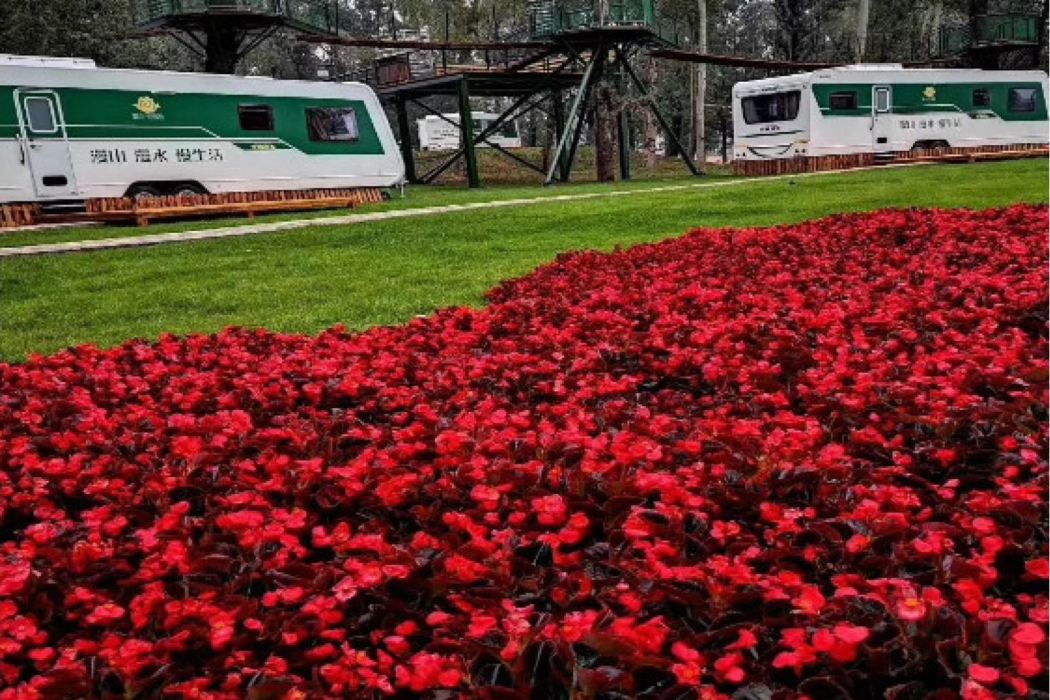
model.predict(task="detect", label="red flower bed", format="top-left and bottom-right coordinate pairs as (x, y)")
top-left (0, 206), bottom-right (1047, 699)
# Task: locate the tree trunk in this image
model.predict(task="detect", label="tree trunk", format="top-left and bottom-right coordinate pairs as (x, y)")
top-left (593, 84), bottom-right (618, 182)
top-left (926, 0), bottom-right (943, 57)
top-left (968, 0), bottom-right (989, 38)
top-left (854, 0), bottom-right (871, 62)
top-left (773, 0), bottom-right (806, 62)
top-left (691, 0), bottom-right (707, 165)
top-left (204, 26), bottom-right (242, 74)
top-left (642, 56), bottom-right (660, 169)
top-left (667, 114), bottom-right (682, 157)
top-left (1039, 0), bottom-right (1049, 67)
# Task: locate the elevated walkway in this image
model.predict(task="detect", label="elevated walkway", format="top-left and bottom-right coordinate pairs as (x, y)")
top-left (936, 14), bottom-right (1042, 69)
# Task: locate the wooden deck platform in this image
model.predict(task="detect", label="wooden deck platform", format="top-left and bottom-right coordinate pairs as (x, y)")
top-left (1, 188), bottom-right (385, 229)
top-left (733, 143), bottom-right (1048, 177)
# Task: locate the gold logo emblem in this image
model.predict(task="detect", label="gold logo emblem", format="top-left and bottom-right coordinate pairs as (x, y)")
top-left (133, 96), bottom-right (161, 115)
top-left (922, 86), bottom-right (937, 102)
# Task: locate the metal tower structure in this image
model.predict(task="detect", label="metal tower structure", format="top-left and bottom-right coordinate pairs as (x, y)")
top-left (521, 0), bottom-right (702, 183)
top-left (136, 0), bottom-right (338, 73)
top-left (298, 0), bottom-right (865, 187)
top-left (302, 0), bottom-right (838, 187)
top-left (298, 0), bottom-right (956, 187)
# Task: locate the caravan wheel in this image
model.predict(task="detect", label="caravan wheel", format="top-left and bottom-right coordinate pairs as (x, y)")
top-left (171, 183), bottom-right (207, 198)
top-left (126, 184), bottom-right (162, 201)
top-left (911, 140), bottom-right (950, 153)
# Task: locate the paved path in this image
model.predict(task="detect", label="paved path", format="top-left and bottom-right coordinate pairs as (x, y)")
top-left (0, 166), bottom-right (914, 259)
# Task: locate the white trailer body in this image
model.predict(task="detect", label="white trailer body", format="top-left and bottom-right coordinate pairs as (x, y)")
top-left (416, 112), bottom-right (522, 151)
top-left (732, 65), bottom-right (1049, 162)
top-left (0, 54), bottom-right (404, 203)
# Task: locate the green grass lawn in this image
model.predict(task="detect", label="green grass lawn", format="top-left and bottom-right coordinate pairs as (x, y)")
top-left (0, 172), bottom-right (732, 249)
top-left (0, 159), bottom-right (1046, 362)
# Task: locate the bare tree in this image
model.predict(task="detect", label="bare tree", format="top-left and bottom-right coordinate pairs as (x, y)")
top-left (854, 0), bottom-right (871, 61)
top-left (593, 84), bottom-right (619, 182)
top-left (692, 0), bottom-right (708, 165)
top-left (641, 56), bottom-right (662, 169)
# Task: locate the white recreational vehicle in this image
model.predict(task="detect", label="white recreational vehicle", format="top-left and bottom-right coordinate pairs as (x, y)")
top-left (0, 54), bottom-right (404, 204)
top-left (416, 112), bottom-right (522, 152)
top-left (732, 65), bottom-right (1049, 162)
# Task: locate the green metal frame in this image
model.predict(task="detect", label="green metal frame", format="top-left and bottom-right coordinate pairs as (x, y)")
top-left (544, 48), bottom-right (602, 184)
top-left (140, 0), bottom-right (337, 34)
top-left (617, 47), bottom-right (700, 176)
top-left (527, 0), bottom-right (680, 44)
top-left (457, 79), bottom-right (480, 188)
top-left (395, 96), bottom-right (416, 183)
top-left (137, 0), bottom-right (338, 71)
top-left (936, 13), bottom-right (1040, 57)
top-left (544, 44), bottom-right (699, 184)
top-left (413, 90), bottom-right (551, 186)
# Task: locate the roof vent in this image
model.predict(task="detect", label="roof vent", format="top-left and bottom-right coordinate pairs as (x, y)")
top-left (0, 54), bottom-right (97, 69)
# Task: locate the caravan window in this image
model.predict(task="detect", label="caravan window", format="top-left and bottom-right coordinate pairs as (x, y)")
top-left (306, 107), bottom-right (360, 142)
top-left (741, 90), bottom-right (801, 124)
top-left (874, 87), bottom-right (891, 112)
top-left (24, 97), bottom-right (57, 133)
top-left (1008, 88), bottom-right (1037, 113)
top-left (972, 88), bottom-right (991, 107)
top-left (829, 91), bottom-right (858, 110)
top-left (239, 105), bottom-right (274, 131)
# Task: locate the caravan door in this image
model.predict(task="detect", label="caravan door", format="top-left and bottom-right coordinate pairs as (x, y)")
top-left (871, 85), bottom-right (893, 152)
top-left (15, 89), bottom-right (78, 198)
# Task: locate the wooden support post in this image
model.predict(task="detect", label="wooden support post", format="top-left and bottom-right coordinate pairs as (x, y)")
top-left (618, 110), bottom-right (631, 180)
top-left (457, 77), bottom-right (480, 188)
top-left (395, 97), bottom-right (417, 183)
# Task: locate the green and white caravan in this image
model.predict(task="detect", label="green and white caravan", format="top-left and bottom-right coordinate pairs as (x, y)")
top-left (732, 64), bottom-right (1049, 161)
top-left (0, 54), bottom-right (404, 204)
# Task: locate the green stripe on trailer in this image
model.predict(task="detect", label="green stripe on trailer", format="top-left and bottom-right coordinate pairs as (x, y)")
top-left (813, 82), bottom-right (1048, 121)
top-left (0, 86), bottom-right (387, 154)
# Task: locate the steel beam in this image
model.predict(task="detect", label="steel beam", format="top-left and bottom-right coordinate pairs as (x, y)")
top-left (299, 34), bottom-right (552, 51)
top-left (544, 50), bottom-right (601, 184)
top-left (618, 48), bottom-right (701, 176)
top-left (551, 90), bottom-right (566, 179)
top-left (419, 150), bottom-right (464, 184)
top-left (487, 142), bottom-right (546, 174)
top-left (561, 51), bottom-right (604, 184)
top-left (414, 89), bottom-right (549, 184)
top-left (456, 78), bottom-right (480, 188)
top-left (395, 97), bottom-right (417, 183)
top-left (647, 47), bottom-right (836, 70)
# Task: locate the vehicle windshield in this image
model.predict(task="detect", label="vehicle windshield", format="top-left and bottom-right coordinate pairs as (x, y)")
top-left (741, 90), bottom-right (801, 124)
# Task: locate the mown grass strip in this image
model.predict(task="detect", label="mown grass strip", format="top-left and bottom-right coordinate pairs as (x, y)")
top-left (0, 158), bottom-right (1045, 362)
